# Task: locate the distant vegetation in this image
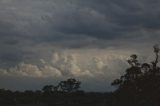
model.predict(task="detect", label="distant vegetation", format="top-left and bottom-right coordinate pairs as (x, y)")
top-left (42, 78), bottom-right (81, 93)
top-left (0, 80), bottom-right (112, 106)
top-left (0, 45), bottom-right (160, 106)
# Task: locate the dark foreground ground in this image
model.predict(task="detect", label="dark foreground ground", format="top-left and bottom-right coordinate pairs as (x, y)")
top-left (0, 90), bottom-right (114, 106)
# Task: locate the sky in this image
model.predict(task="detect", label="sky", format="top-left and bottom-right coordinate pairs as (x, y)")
top-left (0, 0), bottom-right (160, 92)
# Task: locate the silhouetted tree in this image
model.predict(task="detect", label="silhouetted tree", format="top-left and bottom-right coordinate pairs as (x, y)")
top-left (112, 45), bottom-right (160, 106)
top-left (58, 78), bottom-right (81, 93)
top-left (42, 85), bottom-right (54, 93)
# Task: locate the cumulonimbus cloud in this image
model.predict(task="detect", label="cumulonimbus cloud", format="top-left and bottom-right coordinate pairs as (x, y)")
top-left (0, 49), bottom-right (130, 79)
top-left (0, 48), bottom-right (150, 91)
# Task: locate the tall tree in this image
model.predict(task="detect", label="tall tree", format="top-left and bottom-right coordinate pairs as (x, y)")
top-left (111, 45), bottom-right (160, 106)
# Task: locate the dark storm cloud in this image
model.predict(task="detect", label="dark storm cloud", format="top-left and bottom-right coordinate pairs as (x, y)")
top-left (37, 0), bottom-right (160, 41)
top-left (0, 0), bottom-right (159, 67)
top-left (0, 21), bottom-right (22, 67)
top-left (0, 0), bottom-right (160, 91)
top-left (0, 0), bottom-right (160, 66)
top-left (0, 0), bottom-right (160, 42)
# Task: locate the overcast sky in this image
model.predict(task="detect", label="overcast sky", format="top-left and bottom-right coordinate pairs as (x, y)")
top-left (0, 0), bottom-right (160, 92)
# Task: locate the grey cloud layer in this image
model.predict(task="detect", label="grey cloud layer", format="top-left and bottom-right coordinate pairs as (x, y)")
top-left (1, 0), bottom-right (160, 40)
top-left (0, 49), bottom-right (130, 91)
top-left (0, 0), bottom-right (160, 91)
top-left (0, 0), bottom-right (159, 63)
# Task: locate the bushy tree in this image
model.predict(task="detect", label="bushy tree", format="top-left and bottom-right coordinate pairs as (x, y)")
top-left (42, 85), bottom-right (54, 93)
top-left (112, 45), bottom-right (160, 106)
top-left (42, 78), bottom-right (81, 93)
top-left (58, 78), bottom-right (81, 92)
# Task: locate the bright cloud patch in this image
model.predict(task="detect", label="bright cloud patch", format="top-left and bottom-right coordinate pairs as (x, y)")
top-left (0, 49), bottom-right (130, 79)
top-left (0, 48), bottom-right (148, 91)
top-left (0, 63), bottom-right (62, 78)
